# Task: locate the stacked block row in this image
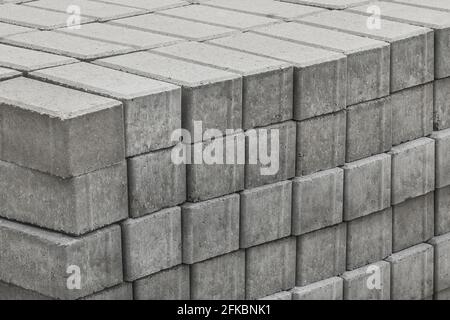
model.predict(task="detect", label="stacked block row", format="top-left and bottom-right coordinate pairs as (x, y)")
top-left (0, 0), bottom-right (449, 300)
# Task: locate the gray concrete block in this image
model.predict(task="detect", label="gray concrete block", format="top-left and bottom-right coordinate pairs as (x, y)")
top-left (254, 22), bottom-right (390, 106)
top-left (82, 283), bottom-right (133, 300)
top-left (191, 250), bottom-right (245, 300)
top-left (436, 287), bottom-right (450, 300)
top-left (0, 160), bottom-right (127, 235)
top-left (343, 154), bottom-right (391, 221)
top-left (246, 237), bottom-right (296, 300)
top-left (349, 1), bottom-right (450, 79)
top-left (390, 0), bottom-right (450, 12)
top-left (386, 243), bottom-right (434, 300)
top-left (121, 207), bottom-right (182, 281)
top-left (292, 168), bottom-right (343, 235)
top-left (0, 220), bottom-right (123, 300)
top-left (134, 265), bottom-right (189, 300)
top-left (0, 67), bottom-right (20, 80)
top-left (390, 138), bottom-right (435, 205)
top-left (112, 13), bottom-right (237, 41)
top-left (296, 111), bottom-right (346, 176)
top-left (0, 281), bottom-right (52, 300)
top-left (153, 42), bottom-right (293, 130)
top-left (182, 194), bottom-right (239, 264)
top-left (346, 97), bottom-right (392, 162)
top-left (292, 277), bottom-right (343, 300)
top-left (347, 208), bottom-right (392, 270)
top-left (429, 233), bottom-right (450, 292)
top-left (0, 21), bottom-right (33, 37)
top-left (209, 33), bottom-right (347, 121)
top-left (0, 77), bottom-right (125, 178)
top-left (393, 193), bottom-right (434, 252)
top-left (391, 84), bottom-right (433, 146)
top-left (296, 223), bottom-right (346, 286)
top-left (436, 186), bottom-right (450, 236)
top-left (128, 147), bottom-right (186, 217)
top-left (96, 51), bottom-right (242, 142)
top-left (245, 121), bottom-right (296, 188)
top-left (240, 181), bottom-right (292, 248)
top-left (280, 0), bottom-right (371, 9)
top-left (434, 77), bottom-right (450, 130)
top-left (97, 0), bottom-right (188, 11)
top-left (0, 43), bottom-right (77, 72)
top-left (342, 261), bottom-right (391, 300)
top-left (187, 133), bottom-right (245, 201)
top-left (431, 129), bottom-right (450, 188)
top-left (258, 291), bottom-right (292, 300)
top-left (300, 10), bottom-right (434, 92)
top-left (31, 62), bottom-right (182, 157)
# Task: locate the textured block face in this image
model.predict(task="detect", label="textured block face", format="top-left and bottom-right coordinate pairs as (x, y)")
top-left (0, 67), bottom-right (20, 80)
top-left (153, 42), bottom-right (293, 130)
top-left (96, 0), bottom-right (188, 11)
top-left (0, 44), bottom-right (76, 72)
top-left (112, 13), bottom-right (236, 41)
top-left (128, 148), bottom-right (186, 218)
top-left (31, 62), bottom-right (182, 157)
top-left (254, 22), bottom-right (390, 106)
top-left (3, 31), bottom-right (134, 60)
top-left (387, 244), bottom-right (434, 300)
top-left (209, 33), bottom-right (347, 121)
top-left (0, 160), bottom-right (127, 235)
top-left (280, 0), bottom-right (372, 9)
top-left (347, 208), bottom-right (392, 270)
top-left (429, 233), bottom-right (450, 292)
top-left (0, 281), bottom-right (52, 300)
top-left (121, 207), bottom-right (182, 281)
top-left (187, 134), bottom-right (245, 202)
top-left (342, 261), bottom-right (391, 300)
top-left (82, 283), bottom-right (133, 300)
top-left (96, 52), bottom-right (242, 141)
top-left (292, 277), bottom-right (343, 300)
top-left (0, 22), bottom-right (32, 37)
top-left (432, 129), bottom-right (450, 188)
top-left (182, 194), bottom-right (240, 264)
top-left (296, 223), bottom-right (347, 286)
top-left (191, 251), bottom-right (245, 300)
top-left (258, 291), bottom-right (292, 300)
top-left (390, 0), bottom-right (450, 12)
top-left (134, 265), bottom-right (190, 300)
top-left (0, 77), bottom-right (125, 178)
top-left (390, 83), bottom-right (433, 146)
top-left (240, 181), bottom-right (292, 248)
top-left (296, 111), bottom-right (346, 176)
top-left (292, 168), bottom-right (343, 235)
top-left (435, 77), bottom-right (450, 130)
top-left (436, 186), bottom-right (450, 236)
top-left (346, 98), bottom-right (392, 162)
top-left (300, 10), bottom-right (434, 92)
top-left (343, 154), bottom-right (391, 221)
top-left (0, 220), bottom-right (123, 300)
top-left (245, 121), bottom-right (296, 189)
top-left (246, 237), bottom-right (296, 300)
top-left (390, 138), bottom-right (435, 205)
top-left (436, 287), bottom-right (450, 300)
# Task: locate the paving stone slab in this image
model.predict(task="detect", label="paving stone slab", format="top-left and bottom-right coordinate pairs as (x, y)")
top-left (95, 51), bottom-right (242, 142)
top-left (279, 0), bottom-right (371, 9)
top-left (153, 41), bottom-right (293, 130)
top-left (246, 237), bottom-right (296, 300)
top-left (341, 261), bottom-right (390, 300)
top-left (390, 0), bottom-right (450, 12)
top-left (253, 21), bottom-right (390, 106)
top-left (82, 283), bottom-right (133, 300)
top-left (258, 291), bottom-right (292, 300)
top-left (429, 233), bottom-right (450, 292)
top-left (292, 277), bottom-right (343, 300)
top-left (300, 10), bottom-right (434, 92)
top-left (292, 168), bottom-right (344, 235)
top-left (134, 265), bottom-right (189, 300)
top-left (0, 21), bottom-right (33, 37)
top-left (0, 220), bottom-right (123, 299)
top-left (0, 67), bottom-right (20, 80)
top-left (92, 0), bottom-right (188, 11)
top-left (343, 153), bottom-right (391, 221)
top-left (296, 223), bottom-right (347, 286)
top-left (31, 62), bottom-right (182, 157)
top-left (181, 194), bottom-right (240, 264)
top-left (2, 31), bottom-right (134, 60)
top-left (121, 207), bottom-right (182, 281)
top-left (431, 129), bottom-right (450, 189)
top-left (111, 13), bottom-right (237, 41)
top-left (389, 138), bottom-right (435, 205)
top-left (436, 186), bottom-right (450, 236)
top-left (435, 77), bottom-right (450, 130)
top-left (209, 33), bottom-right (347, 121)
top-left (347, 208), bottom-right (392, 270)
top-left (386, 243), bottom-right (434, 300)
top-left (191, 250), bottom-right (245, 300)
top-left (0, 77), bottom-right (124, 178)
top-left (349, 1), bottom-right (450, 79)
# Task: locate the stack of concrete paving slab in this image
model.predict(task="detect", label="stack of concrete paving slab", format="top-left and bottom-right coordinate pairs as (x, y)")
top-left (0, 0), bottom-right (449, 300)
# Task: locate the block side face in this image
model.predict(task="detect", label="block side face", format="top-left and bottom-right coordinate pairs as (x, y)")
top-left (436, 186), bottom-right (450, 236)
top-left (292, 277), bottom-right (343, 300)
top-left (434, 78), bottom-right (450, 130)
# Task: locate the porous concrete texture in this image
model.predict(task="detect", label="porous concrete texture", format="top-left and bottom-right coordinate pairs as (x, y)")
top-left (389, 0), bottom-right (450, 12)
top-left (436, 186), bottom-right (450, 236)
top-left (291, 277), bottom-right (343, 300)
top-left (95, 0), bottom-right (188, 11)
top-left (431, 129), bottom-right (450, 188)
top-left (429, 233), bottom-right (450, 293)
top-left (279, 0), bottom-right (371, 10)
top-left (0, 21), bottom-right (32, 37)
top-left (434, 77), bottom-right (450, 130)
top-left (258, 291), bottom-right (292, 300)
